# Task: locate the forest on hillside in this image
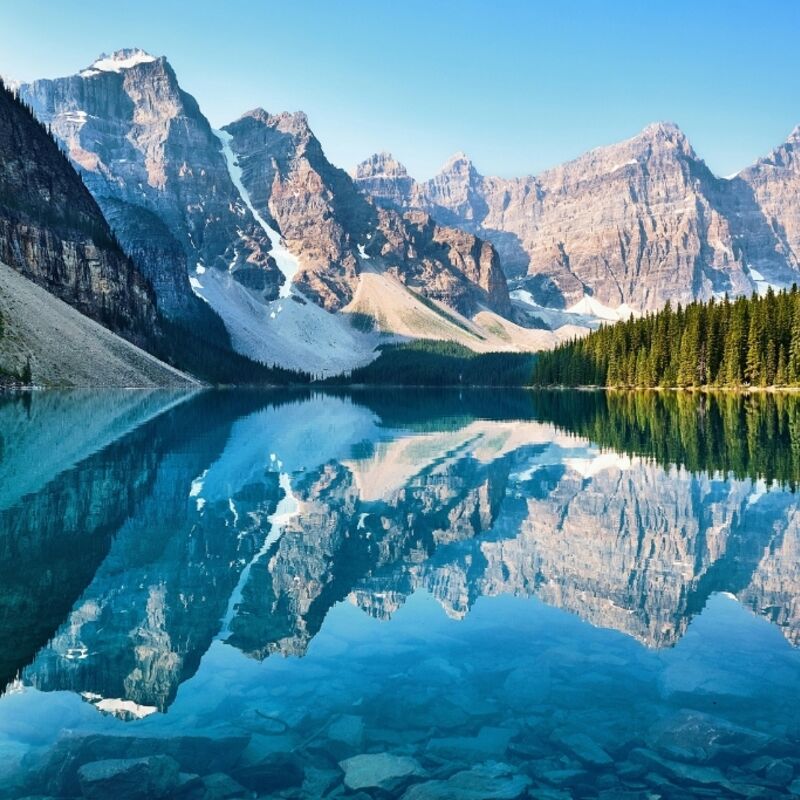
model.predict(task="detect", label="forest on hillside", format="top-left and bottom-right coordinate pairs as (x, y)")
top-left (532, 287), bottom-right (800, 388)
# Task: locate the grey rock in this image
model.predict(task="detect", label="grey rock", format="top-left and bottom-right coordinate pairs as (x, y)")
top-left (339, 752), bottom-right (425, 792)
top-left (326, 713), bottom-right (365, 749)
top-left (230, 752), bottom-right (304, 793)
top-left (558, 732), bottom-right (613, 766)
top-left (630, 747), bottom-right (727, 786)
top-left (77, 755), bottom-right (180, 800)
top-left (401, 761), bottom-right (530, 800)
top-left (426, 726), bottom-right (514, 761)
top-left (196, 772), bottom-right (249, 799)
top-left (764, 758), bottom-right (794, 786)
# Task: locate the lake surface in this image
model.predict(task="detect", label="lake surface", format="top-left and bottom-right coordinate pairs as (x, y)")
top-left (1, 389), bottom-right (799, 799)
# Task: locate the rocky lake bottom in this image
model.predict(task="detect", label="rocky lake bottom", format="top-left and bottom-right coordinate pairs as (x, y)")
top-left (0, 389), bottom-right (799, 799)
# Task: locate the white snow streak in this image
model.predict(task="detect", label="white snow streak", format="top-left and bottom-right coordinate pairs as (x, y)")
top-left (214, 128), bottom-right (298, 297)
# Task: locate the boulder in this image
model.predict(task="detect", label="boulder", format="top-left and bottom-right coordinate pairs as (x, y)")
top-left (77, 756), bottom-right (180, 800)
top-left (339, 752), bottom-right (425, 792)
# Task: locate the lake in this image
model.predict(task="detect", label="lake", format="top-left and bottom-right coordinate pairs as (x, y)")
top-left (0, 389), bottom-right (799, 799)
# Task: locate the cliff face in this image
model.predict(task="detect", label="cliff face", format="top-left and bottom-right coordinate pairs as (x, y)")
top-left (223, 109), bottom-right (511, 316)
top-left (354, 123), bottom-right (800, 312)
top-left (18, 50), bottom-right (282, 321)
top-left (0, 79), bottom-right (157, 343)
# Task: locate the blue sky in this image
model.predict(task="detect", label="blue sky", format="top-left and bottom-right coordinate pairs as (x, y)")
top-left (1, 0), bottom-right (798, 179)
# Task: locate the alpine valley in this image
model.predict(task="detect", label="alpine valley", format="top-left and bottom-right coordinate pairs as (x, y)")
top-left (2, 48), bottom-right (800, 385)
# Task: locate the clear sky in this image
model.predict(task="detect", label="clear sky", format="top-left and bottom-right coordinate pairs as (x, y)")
top-left (1, 0), bottom-right (798, 180)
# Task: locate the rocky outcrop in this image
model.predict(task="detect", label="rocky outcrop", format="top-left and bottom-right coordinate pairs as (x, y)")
top-left (0, 79), bottom-right (156, 344)
top-left (18, 50), bottom-right (282, 320)
top-left (354, 122), bottom-right (800, 311)
top-left (223, 109), bottom-right (511, 316)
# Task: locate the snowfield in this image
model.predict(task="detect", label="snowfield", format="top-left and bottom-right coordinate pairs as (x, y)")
top-left (189, 266), bottom-right (380, 375)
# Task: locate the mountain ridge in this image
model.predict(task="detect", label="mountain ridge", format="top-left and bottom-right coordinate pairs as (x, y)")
top-left (353, 119), bottom-right (800, 313)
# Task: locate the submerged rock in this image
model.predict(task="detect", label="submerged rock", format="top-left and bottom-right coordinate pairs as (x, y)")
top-left (77, 755), bottom-right (180, 800)
top-left (339, 752), bottom-right (425, 792)
top-left (426, 726), bottom-right (515, 761)
top-left (401, 761), bottom-right (530, 800)
top-left (230, 752), bottom-right (304, 793)
top-left (557, 732), bottom-right (613, 766)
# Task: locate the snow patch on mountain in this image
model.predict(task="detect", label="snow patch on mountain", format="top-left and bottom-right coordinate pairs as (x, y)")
top-left (80, 49), bottom-right (156, 77)
top-left (189, 265), bottom-right (379, 375)
top-left (566, 294), bottom-right (639, 321)
top-left (214, 129), bottom-right (298, 297)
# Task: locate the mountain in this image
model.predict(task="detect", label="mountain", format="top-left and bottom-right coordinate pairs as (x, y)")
top-left (18, 53), bottom-right (561, 374)
top-left (18, 50), bottom-right (280, 321)
top-left (0, 78), bottom-right (195, 386)
top-left (0, 77), bottom-right (156, 341)
top-left (353, 122), bottom-right (800, 315)
top-left (222, 109), bottom-right (511, 317)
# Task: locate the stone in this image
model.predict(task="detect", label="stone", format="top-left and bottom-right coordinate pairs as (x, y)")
top-left (629, 748), bottom-right (727, 786)
top-left (558, 732), bottom-right (613, 766)
top-left (197, 772), bottom-right (249, 799)
top-left (339, 752), bottom-right (425, 792)
top-left (77, 755), bottom-right (180, 800)
top-left (646, 710), bottom-right (772, 762)
top-left (764, 759), bottom-right (794, 786)
top-left (401, 761), bottom-right (530, 800)
top-left (426, 726), bottom-right (515, 761)
top-left (327, 714), bottom-right (365, 749)
top-left (231, 753), bottom-right (304, 793)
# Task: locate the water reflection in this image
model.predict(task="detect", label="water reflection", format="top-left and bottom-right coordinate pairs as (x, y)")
top-left (1, 389), bottom-right (799, 798)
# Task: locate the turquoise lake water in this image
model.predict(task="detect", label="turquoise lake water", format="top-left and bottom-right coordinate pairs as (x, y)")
top-left (0, 389), bottom-right (798, 799)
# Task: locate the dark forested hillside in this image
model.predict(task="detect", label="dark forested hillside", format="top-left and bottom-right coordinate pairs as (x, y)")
top-left (532, 288), bottom-right (800, 388)
top-left (328, 341), bottom-right (536, 387)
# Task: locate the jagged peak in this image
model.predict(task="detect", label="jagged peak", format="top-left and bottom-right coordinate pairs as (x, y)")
top-left (437, 151), bottom-right (480, 178)
top-left (80, 48), bottom-right (159, 77)
top-left (787, 124), bottom-right (800, 144)
top-left (353, 151), bottom-right (410, 179)
top-left (633, 121), bottom-right (693, 150)
top-left (237, 107), bottom-right (311, 134)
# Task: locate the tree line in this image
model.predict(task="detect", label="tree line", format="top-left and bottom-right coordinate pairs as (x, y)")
top-left (532, 287), bottom-right (800, 388)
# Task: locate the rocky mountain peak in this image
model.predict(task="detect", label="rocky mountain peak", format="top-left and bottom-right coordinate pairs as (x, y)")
top-left (352, 152), bottom-right (409, 180)
top-left (439, 150), bottom-right (479, 176)
top-left (632, 120), bottom-right (695, 158)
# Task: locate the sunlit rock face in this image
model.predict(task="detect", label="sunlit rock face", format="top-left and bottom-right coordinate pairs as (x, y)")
top-left (223, 109), bottom-right (510, 316)
top-left (18, 51), bottom-right (280, 320)
top-left (0, 80), bottom-right (156, 343)
top-left (354, 123), bottom-right (800, 311)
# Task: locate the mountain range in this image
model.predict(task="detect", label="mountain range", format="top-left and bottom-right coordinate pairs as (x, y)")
top-left (2, 48), bottom-right (799, 383)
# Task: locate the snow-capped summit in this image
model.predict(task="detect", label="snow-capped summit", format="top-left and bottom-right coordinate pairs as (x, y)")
top-left (80, 48), bottom-right (157, 77)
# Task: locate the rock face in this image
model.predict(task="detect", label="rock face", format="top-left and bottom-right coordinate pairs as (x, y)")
top-left (353, 123), bottom-right (800, 311)
top-left (0, 79), bottom-right (156, 344)
top-left (18, 50), bottom-right (281, 320)
top-left (223, 109), bottom-right (510, 316)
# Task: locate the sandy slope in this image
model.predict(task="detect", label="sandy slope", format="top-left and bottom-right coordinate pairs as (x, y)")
top-left (0, 263), bottom-right (197, 387)
top-left (344, 270), bottom-right (587, 352)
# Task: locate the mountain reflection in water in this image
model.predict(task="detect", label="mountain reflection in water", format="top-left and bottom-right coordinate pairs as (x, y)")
top-left (0, 389), bottom-right (798, 799)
